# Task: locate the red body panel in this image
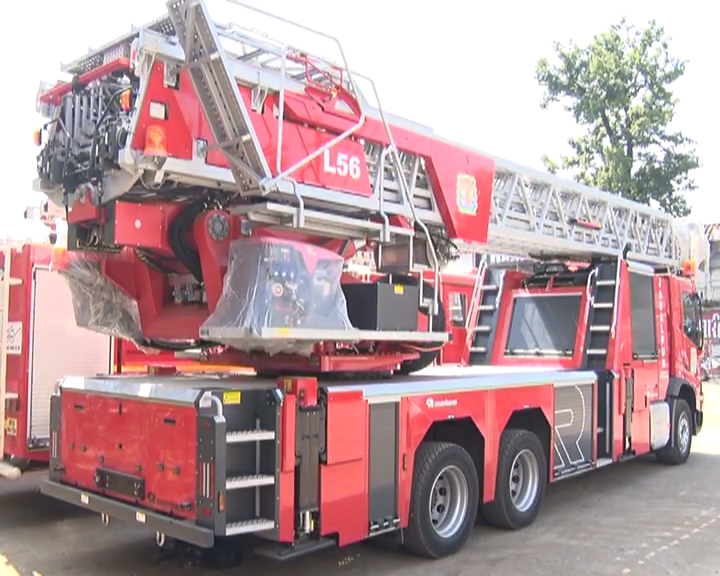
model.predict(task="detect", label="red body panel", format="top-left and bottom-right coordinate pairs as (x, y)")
top-left (128, 64), bottom-right (495, 244)
top-left (60, 390), bottom-right (197, 518)
top-left (303, 379), bottom-right (555, 545)
top-left (319, 390), bottom-right (368, 545)
top-left (436, 272), bottom-right (475, 365)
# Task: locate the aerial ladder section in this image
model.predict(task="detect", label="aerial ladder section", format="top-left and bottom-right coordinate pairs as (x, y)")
top-left (160, 0), bottom-right (695, 269)
top-left (46, 0), bottom-right (699, 269)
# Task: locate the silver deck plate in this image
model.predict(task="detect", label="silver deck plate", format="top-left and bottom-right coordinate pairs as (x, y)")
top-left (60, 364), bottom-right (598, 405)
top-left (199, 326), bottom-right (449, 346)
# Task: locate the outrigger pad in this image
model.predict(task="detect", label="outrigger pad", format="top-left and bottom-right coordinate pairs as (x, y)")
top-left (55, 252), bottom-right (145, 345)
top-left (201, 237), bottom-right (354, 355)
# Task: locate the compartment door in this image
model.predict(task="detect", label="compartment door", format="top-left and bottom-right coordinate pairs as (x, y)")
top-left (28, 267), bottom-right (113, 447)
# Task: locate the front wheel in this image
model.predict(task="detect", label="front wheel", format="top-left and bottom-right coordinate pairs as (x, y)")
top-left (656, 399), bottom-right (693, 465)
top-left (403, 442), bottom-right (479, 559)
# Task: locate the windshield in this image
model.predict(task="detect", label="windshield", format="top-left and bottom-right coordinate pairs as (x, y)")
top-left (505, 294), bottom-right (582, 357)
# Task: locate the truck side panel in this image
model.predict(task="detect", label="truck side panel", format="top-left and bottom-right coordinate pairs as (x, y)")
top-left (59, 389), bottom-right (198, 518)
top-left (319, 390), bottom-right (368, 546)
top-left (43, 370), bottom-right (625, 554)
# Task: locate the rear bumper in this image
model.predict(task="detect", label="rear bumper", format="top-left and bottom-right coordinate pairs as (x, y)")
top-left (40, 479), bottom-right (215, 548)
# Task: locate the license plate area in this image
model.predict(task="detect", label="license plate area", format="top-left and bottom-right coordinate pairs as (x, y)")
top-left (95, 467), bottom-right (146, 499)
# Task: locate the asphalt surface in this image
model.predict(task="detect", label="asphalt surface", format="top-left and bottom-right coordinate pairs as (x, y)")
top-left (2, 383), bottom-right (720, 576)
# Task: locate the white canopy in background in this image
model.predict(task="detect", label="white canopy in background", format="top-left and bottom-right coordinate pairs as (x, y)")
top-left (0, 217), bottom-right (67, 245)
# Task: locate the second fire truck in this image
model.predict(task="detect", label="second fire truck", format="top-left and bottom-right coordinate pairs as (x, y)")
top-left (31, 0), bottom-right (707, 564)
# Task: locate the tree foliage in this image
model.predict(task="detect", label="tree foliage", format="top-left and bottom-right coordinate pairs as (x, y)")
top-left (535, 18), bottom-right (699, 217)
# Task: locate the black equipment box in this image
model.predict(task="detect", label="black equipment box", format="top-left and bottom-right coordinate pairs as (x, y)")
top-left (341, 282), bottom-right (419, 331)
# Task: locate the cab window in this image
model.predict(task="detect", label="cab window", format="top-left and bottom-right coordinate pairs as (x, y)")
top-left (682, 291), bottom-right (703, 348)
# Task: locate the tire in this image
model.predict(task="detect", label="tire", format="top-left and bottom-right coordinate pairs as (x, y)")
top-left (403, 442), bottom-right (479, 559)
top-left (481, 429), bottom-right (547, 530)
top-left (656, 399), bottom-right (693, 465)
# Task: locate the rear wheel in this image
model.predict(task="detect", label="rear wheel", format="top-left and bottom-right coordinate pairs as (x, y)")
top-left (656, 399), bottom-right (693, 465)
top-left (403, 442), bottom-right (479, 559)
top-left (481, 429), bottom-right (547, 530)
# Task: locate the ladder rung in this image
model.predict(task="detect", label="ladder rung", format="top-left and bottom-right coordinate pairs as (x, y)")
top-left (0, 276), bottom-right (22, 286)
top-left (473, 325), bottom-right (492, 333)
top-left (589, 325), bottom-right (610, 332)
top-left (226, 474), bottom-right (275, 490)
top-left (226, 430), bottom-right (275, 443)
top-left (587, 349), bottom-right (607, 355)
top-left (482, 284), bottom-right (499, 291)
top-left (596, 279), bottom-right (616, 286)
top-left (226, 518), bottom-right (275, 535)
top-left (470, 346), bottom-right (487, 353)
top-left (231, 202), bottom-right (414, 240)
top-left (478, 304), bottom-right (495, 311)
top-left (593, 302), bottom-right (613, 309)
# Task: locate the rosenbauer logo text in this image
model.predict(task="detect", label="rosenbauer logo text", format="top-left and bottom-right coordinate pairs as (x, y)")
top-left (425, 398), bottom-right (458, 409)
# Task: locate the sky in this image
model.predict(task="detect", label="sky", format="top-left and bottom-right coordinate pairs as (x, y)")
top-left (4, 0), bottom-right (716, 232)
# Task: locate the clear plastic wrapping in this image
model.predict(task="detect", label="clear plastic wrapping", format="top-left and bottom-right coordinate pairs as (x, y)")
top-left (55, 251), bottom-right (145, 345)
top-left (673, 219), bottom-right (710, 272)
top-left (201, 237), bottom-right (354, 355)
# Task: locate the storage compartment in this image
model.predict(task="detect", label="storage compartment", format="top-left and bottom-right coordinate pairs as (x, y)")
top-left (341, 282), bottom-right (419, 331)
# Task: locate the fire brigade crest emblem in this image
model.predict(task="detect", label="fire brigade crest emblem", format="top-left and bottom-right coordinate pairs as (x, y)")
top-left (456, 173), bottom-right (478, 215)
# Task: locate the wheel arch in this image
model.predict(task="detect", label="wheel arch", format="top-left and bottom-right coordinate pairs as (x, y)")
top-left (504, 408), bottom-right (552, 482)
top-left (667, 377), bottom-right (699, 434)
top-left (421, 417), bottom-right (485, 493)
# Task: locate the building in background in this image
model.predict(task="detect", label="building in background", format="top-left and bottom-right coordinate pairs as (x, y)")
top-left (699, 224), bottom-right (720, 304)
top-left (700, 223), bottom-right (720, 365)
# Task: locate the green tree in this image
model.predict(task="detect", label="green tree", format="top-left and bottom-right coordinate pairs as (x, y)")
top-left (535, 18), bottom-right (699, 217)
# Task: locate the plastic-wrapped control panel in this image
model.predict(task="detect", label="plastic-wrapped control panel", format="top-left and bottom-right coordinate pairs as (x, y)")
top-left (201, 237), bottom-right (354, 355)
top-left (55, 251), bottom-right (145, 345)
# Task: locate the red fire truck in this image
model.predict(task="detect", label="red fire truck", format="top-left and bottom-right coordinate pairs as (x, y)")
top-left (31, 0), bottom-right (708, 564)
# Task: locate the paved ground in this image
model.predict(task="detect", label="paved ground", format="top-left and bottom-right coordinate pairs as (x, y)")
top-left (2, 383), bottom-right (720, 576)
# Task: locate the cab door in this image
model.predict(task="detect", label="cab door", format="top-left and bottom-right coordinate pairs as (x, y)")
top-left (623, 264), bottom-right (662, 456)
top-left (679, 290), bottom-right (704, 384)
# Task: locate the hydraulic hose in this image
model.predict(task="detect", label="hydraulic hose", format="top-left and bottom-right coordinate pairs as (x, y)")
top-left (167, 201), bottom-right (206, 284)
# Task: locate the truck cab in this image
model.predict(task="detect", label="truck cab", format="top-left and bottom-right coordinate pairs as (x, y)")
top-left (434, 255), bottom-right (704, 461)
